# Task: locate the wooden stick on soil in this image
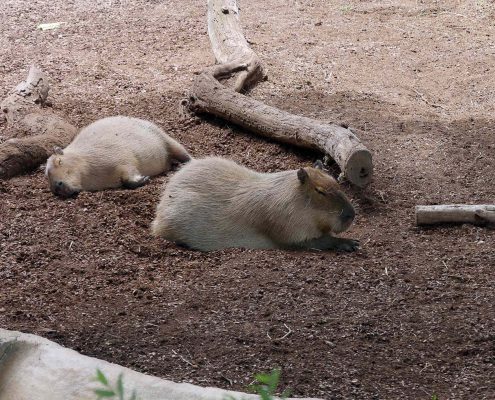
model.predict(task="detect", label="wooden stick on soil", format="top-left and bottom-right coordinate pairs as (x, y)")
top-left (415, 205), bottom-right (495, 226)
top-left (187, 0), bottom-right (373, 187)
top-left (0, 66), bottom-right (77, 179)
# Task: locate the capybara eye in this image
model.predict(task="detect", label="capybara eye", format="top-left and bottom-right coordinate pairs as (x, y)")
top-left (315, 187), bottom-right (326, 195)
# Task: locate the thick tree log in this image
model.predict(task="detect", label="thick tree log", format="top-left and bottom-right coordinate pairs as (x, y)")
top-left (415, 205), bottom-right (495, 226)
top-left (188, 0), bottom-right (373, 187)
top-left (0, 66), bottom-right (77, 179)
top-left (189, 73), bottom-right (373, 186)
top-left (207, 0), bottom-right (263, 92)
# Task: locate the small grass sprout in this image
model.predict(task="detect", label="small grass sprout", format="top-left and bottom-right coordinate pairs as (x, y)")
top-left (94, 369), bottom-right (138, 400)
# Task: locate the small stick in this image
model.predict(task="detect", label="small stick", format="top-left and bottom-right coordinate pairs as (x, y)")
top-left (412, 88), bottom-right (448, 110)
top-left (415, 204), bottom-right (495, 226)
top-left (268, 323), bottom-right (293, 342)
top-left (171, 349), bottom-right (198, 368)
top-left (220, 374), bottom-right (233, 386)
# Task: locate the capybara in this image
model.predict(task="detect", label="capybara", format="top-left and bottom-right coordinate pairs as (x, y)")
top-left (151, 157), bottom-right (358, 251)
top-left (45, 116), bottom-right (190, 197)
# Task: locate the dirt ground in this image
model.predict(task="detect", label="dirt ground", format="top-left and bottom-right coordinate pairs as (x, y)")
top-left (1, 0), bottom-right (494, 398)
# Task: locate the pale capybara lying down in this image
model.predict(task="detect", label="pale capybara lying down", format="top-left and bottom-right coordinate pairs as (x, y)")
top-left (151, 157), bottom-right (358, 251)
top-left (45, 116), bottom-right (190, 197)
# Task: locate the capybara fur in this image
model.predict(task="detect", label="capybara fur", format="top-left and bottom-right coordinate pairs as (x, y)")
top-left (151, 157), bottom-right (358, 251)
top-left (45, 116), bottom-right (190, 197)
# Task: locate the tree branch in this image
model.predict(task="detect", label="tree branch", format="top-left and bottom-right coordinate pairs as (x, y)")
top-left (416, 205), bottom-right (495, 227)
top-left (0, 66), bottom-right (77, 179)
top-left (187, 0), bottom-right (373, 187)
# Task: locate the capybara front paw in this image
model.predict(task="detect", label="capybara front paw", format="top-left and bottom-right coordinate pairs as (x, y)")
top-left (139, 176), bottom-right (150, 185)
top-left (336, 238), bottom-right (360, 252)
top-left (123, 175), bottom-right (150, 189)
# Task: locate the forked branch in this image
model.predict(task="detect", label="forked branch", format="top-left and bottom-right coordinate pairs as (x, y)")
top-left (188, 0), bottom-right (373, 187)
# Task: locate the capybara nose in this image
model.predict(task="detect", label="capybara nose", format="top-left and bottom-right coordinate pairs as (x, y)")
top-left (53, 181), bottom-right (64, 194)
top-left (52, 181), bottom-right (77, 198)
top-left (341, 206), bottom-right (355, 223)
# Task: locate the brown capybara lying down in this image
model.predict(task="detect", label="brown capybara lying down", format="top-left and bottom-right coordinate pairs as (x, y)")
top-left (45, 116), bottom-right (190, 198)
top-left (152, 157), bottom-right (358, 252)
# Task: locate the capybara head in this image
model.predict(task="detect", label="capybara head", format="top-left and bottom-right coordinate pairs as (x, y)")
top-left (45, 147), bottom-right (82, 198)
top-left (297, 162), bottom-right (355, 234)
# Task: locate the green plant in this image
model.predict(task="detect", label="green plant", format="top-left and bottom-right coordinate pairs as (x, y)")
top-left (431, 394), bottom-right (439, 400)
top-left (224, 369), bottom-right (290, 400)
top-left (250, 369), bottom-right (291, 400)
top-left (94, 369), bottom-right (138, 400)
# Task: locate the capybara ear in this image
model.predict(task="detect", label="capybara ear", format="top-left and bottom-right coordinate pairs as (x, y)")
top-left (297, 168), bottom-right (308, 184)
top-left (313, 159), bottom-right (325, 170)
top-left (53, 146), bottom-right (64, 155)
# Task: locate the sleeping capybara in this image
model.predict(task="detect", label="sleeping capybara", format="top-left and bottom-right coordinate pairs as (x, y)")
top-left (45, 116), bottom-right (190, 197)
top-left (151, 157), bottom-right (358, 251)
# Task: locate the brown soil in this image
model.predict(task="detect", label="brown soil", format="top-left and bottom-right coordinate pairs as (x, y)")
top-left (1, 1), bottom-right (494, 399)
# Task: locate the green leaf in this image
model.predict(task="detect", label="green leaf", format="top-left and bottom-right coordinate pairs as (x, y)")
top-left (260, 388), bottom-right (272, 400)
top-left (254, 373), bottom-right (272, 385)
top-left (116, 373), bottom-right (124, 400)
top-left (268, 369), bottom-right (280, 392)
top-left (255, 369), bottom-right (280, 393)
top-left (96, 369), bottom-right (109, 386)
top-left (94, 388), bottom-right (116, 398)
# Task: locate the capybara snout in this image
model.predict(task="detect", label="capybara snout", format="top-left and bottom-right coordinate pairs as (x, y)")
top-left (338, 202), bottom-right (355, 231)
top-left (340, 204), bottom-right (355, 223)
top-left (300, 165), bottom-right (355, 234)
top-left (50, 180), bottom-right (79, 198)
top-left (333, 191), bottom-right (355, 230)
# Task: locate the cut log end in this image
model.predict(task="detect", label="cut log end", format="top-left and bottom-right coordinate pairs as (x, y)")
top-left (344, 149), bottom-right (373, 187)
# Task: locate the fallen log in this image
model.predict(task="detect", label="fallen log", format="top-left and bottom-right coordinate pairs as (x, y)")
top-left (415, 205), bottom-right (495, 226)
top-left (0, 66), bottom-right (77, 179)
top-left (187, 0), bottom-right (373, 187)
